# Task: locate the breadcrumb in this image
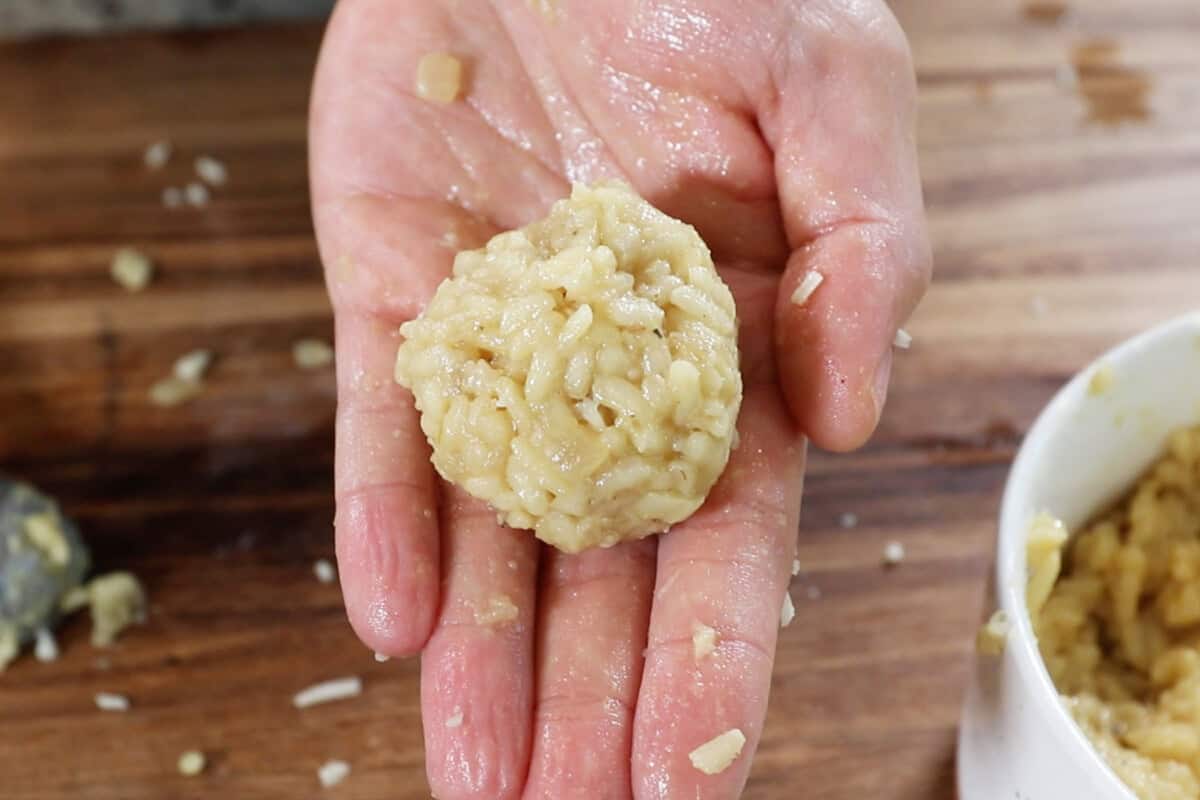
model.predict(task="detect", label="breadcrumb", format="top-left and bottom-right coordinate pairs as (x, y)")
top-left (893, 328), bottom-right (913, 349)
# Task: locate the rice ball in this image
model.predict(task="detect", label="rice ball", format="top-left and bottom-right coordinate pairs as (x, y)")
top-left (394, 181), bottom-right (742, 553)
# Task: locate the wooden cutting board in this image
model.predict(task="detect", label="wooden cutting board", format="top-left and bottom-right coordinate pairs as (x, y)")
top-left (1, 2), bottom-right (1196, 797)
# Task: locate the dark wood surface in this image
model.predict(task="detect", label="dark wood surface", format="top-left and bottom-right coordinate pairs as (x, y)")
top-left (1, 2), bottom-right (1197, 797)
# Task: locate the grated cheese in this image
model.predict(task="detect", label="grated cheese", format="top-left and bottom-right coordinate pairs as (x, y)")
top-left (789, 270), bottom-right (824, 306)
top-left (293, 676), bottom-right (363, 709)
top-left (780, 592), bottom-right (795, 628)
top-left (95, 692), bottom-right (131, 712)
top-left (692, 621), bottom-right (718, 660)
top-left (688, 728), bottom-right (746, 775)
top-left (317, 760), bottom-right (350, 788)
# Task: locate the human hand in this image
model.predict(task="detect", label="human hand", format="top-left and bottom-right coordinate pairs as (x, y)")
top-left (309, 1), bottom-right (930, 797)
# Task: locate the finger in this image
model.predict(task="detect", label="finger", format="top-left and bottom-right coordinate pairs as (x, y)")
top-left (631, 385), bottom-right (806, 799)
top-left (762, 4), bottom-right (931, 451)
top-left (421, 487), bottom-right (539, 800)
top-left (523, 540), bottom-right (657, 800)
top-left (334, 310), bottom-right (440, 657)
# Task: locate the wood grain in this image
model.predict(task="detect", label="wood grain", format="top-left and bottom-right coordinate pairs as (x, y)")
top-left (0, 3), bottom-right (1197, 798)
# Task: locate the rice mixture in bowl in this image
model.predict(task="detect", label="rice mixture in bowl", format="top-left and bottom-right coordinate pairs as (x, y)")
top-left (1033, 426), bottom-right (1200, 800)
top-left (394, 182), bottom-right (742, 553)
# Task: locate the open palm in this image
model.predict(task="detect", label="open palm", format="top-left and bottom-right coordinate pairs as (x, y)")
top-left (310, 1), bottom-right (929, 797)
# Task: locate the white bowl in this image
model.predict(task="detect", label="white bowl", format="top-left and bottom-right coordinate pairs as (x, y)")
top-left (958, 311), bottom-right (1200, 799)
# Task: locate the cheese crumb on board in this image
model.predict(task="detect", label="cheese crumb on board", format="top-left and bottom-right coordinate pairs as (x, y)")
top-left (34, 628), bottom-right (58, 662)
top-left (162, 186), bottom-right (184, 209)
top-left (318, 760), bottom-right (351, 788)
top-left (882, 541), bottom-right (906, 567)
top-left (791, 558), bottom-right (801, 576)
top-left (293, 676), bottom-right (363, 708)
top-left (976, 610), bottom-right (1011, 656)
top-left (144, 140), bottom-right (172, 169)
top-left (313, 559), bottom-right (336, 584)
top-left (184, 181), bottom-right (210, 207)
top-left (95, 692), bottom-right (131, 712)
top-left (194, 155), bottom-right (227, 187)
top-left (893, 328), bottom-right (913, 349)
top-left (88, 572), bottom-right (147, 647)
top-left (416, 52), bottom-right (463, 103)
top-left (373, 651), bottom-right (389, 663)
top-left (293, 339), bottom-right (334, 370)
top-left (838, 512), bottom-right (858, 529)
top-left (780, 592), bottom-right (795, 627)
top-left (789, 270), bottom-right (824, 306)
top-left (173, 349), bottom-right (213, 383)
top-left (111, 247), bottom-right (154, 292)
top-left (688, 728), bottom-right (746, 775)
top-left (692, 621), bottom-right (718, 660)
top-left (178, 750), bottom-right (206, 776)
top-left (149, 376), bottom-right (203, 407)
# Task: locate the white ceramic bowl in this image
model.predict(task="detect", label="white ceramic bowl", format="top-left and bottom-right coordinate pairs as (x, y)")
top-left (958, 311), bottom-right (1200, 799)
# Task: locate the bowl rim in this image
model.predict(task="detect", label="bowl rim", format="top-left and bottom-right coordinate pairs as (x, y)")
top-left (995, 310), bottom-right (1200, 798)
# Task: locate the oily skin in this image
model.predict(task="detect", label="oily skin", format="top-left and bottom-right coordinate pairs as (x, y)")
top-left (309, 1), bottom-right (930, 798)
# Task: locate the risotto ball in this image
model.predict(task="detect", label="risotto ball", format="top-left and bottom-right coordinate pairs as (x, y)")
top-left (394, 181), bottom-right (742, 553)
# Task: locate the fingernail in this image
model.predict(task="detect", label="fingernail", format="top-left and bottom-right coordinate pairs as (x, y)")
top-left (871, 350), bottom-right (893, 423)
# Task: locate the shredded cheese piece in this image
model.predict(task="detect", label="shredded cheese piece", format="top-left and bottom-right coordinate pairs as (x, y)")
top-left (976, 610), bottom-right (1011, 656)
top-left (692, 622), bottom-right (718, 660)
top-left (318, 760), bottom-right (351, 788)
top-left (293, 676), bottom-right (363, 708)
top-left (688, 728), bottom-right (746, 775)
top-left (416, 52), bottom-right (463, 103)
top-left (178, 750), bottom-right (206, 776)
top-left (95, 692), bottom-right (131, 712)
top-left (789, 270), bottom-right (824, 306)
top-left (780, 592), bottom-right (796, 628)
